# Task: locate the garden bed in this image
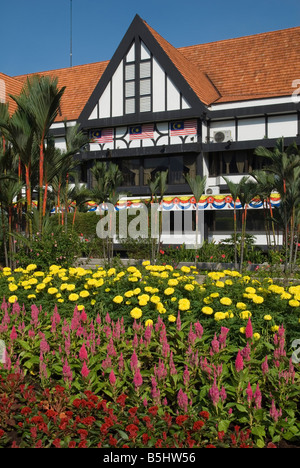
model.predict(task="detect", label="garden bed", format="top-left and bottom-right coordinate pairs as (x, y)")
top-left (0, 262), bottom-right (300, 448)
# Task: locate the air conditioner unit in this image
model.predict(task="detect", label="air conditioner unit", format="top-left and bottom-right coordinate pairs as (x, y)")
top-left (213, 130), bottom-right (232, 143)
top-left (206, 186), bottom-right (220, 195)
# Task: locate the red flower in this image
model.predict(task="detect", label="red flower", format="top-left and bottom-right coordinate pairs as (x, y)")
top-left (52, 438), bottom-right (61, 448)
top-left (126, 424), bottom-right (139, 438)
top-left (175, 415), bottom-right (188, 426)
top-left (21, 407), bottom-right (32, 415)
top-left (68, 441), bottom-right (76, 448)
top-left (193, 420), bottom-right (204, 431)
top-left (206, 444), bottom-right (216, 448)
top-left (109, 435), bottom-right (118, 447)
top-left (128, 406), bottom-right (138, 418)
top-left (116, 394), bottom-right (127, 407)
top-left (77, 429), bottom-right (88, 440)
top-left (142, 433), bottom-right (151, 445)
top-left (148, 406), bottom-right (158, 417)
top-left (267, 442), bottom-right (277, 448)
top-left (0, 429), bottom-right (5, 438)
top-left (199, 410), bottom-right (209, 420)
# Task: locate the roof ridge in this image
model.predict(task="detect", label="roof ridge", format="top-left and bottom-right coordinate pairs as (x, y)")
top-left (178, 25), bottom-right (300, 50)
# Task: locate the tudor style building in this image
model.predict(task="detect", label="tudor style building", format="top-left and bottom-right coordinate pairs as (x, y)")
top-left (1, 15), bottom-right (300, 246)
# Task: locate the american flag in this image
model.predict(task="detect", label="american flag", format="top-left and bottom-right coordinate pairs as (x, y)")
top-left (170, 119), bottom-right (197, 136)
top-left (129, 124), bottom-right (154, 140)
top-left (90, 128), bottom-right (114, 143)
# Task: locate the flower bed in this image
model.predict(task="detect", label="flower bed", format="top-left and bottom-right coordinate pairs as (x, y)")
top-left (0, 262), bottom-right (300, 448)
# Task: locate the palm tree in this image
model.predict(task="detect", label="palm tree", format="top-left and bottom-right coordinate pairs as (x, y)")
top-left (251, 170), bottom-right (276, 249)
top-left (184, 174), bottom-right (206, 263)
top-left (237, 178), bottom-right (258, 272)
top-left (10, 75), bottom-right (65, 232)
top-left (222, 175), bottom-right (249, 270)
top-left (255, 138), bottom-right (300, 272)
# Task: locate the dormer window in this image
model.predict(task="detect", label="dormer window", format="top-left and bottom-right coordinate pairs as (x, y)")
top-left (124, 40), bottom-right (152, 114)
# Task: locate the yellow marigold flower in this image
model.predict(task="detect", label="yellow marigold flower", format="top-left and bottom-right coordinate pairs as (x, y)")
top-left (253, 333), bottom-right (261, 341)
top-left (240, 327), bottom-right (245, 334)
top-left (133, 288), bottom-right (141, 295)
top-left (171, 297), bottom-right (177, 302)
top-left (28, 278), bottom-right (38, 285)
top-left (184, 284), bottom-right (194, 292)
top-left (26, 264), bottom-right (37, 271)
top-left (77, 305), bottom-right (85, 311)
top-left (145, 319), bottom-right (153, 327)
top-left (209, 292), bottom-right (220, 298)
top-left (264, 314), bottom-right (272, 321)
top-left (168, 315), bottom-right (176, 322)
top-left (168, 279), bottom-right (178, 286)
top-left (130, 307), bottom-right (143, 319)
top-left (204, 297), bottom-right (212, 304)
top-left (79, 290), bottom-right (89, 298)
top-left (91, 299), bottom-right (96, 305)
top-left (215, 281), bottom-right (225, 288)
top-left (128, 276), bottom-right (138, 282)
top-left (240, 310), bottom-right (252, 319)
top-left (48, 287), bottom-right (58, 295)
top-left (9, 283), bottom-right (18, 292)
top-left (66, 284), bottom-right (76, 291)
top-left (36, 283), bottom-right (46, 291)
top-left (58, 299), bottom-right (64, 303)
top-left (42, 276), bottom-right (52, 284)
top-left (245, 287), bottom-right (256, 294)
top-left (214, 312), bottom-right (226, 321)
top-left (105, 288), bottom-right (110, 292)
top-left (202, 306), bottom-right (213, 315)
top-left (225, 279), bottom-right (233, 285)
top-left (236, 302), bottom-right (247, 310)
top-left (27, 294), bottom-right (36, 299)
top-left (164, 287), bottom-right (174, 296)
top-left (156, 302), bottom-right (166, 313)
top-left (181, 266), bottom-right (191, 273)
top-left (252, 295), bottom-right (264, 304)
top-left (125, 290), bottom-right (134, 298)
top-left (142, 261), bottom-right (150, 266)
top-left (69, 293), bottom-right (79, 302)
top-left (56, 293), bottom-right (62, 298)
top-left (289, 299), bottom-right (300, 307)
top-left (271, 325), bottom-right (279, 332)
top-left (178, 298), bottom-right (190, 311)
top-left (281, 292), bottom-right (292, 300)
top-left (220, 297), bottom-right (232, 306)
top-left (8, 295), bottom-right (18, 304)
top-left (150, 295), bottom-right (160, 304)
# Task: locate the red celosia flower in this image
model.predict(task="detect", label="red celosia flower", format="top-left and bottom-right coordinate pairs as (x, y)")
top-left (81, 416), bottom-right (95, 427)
top-left (68, 441), bottom-right (76, 448)
top-left (175, 415), bottom-right (188, 426)
top-left (128, 406), bottom-right (138, 417)
top-left (21, 407), bottom-right (32, 415)
top-left (126, 424), bottom-right (139, 438)
top-left (0, 429), bottom-right (5, 438)
top-left (77, 429), bottom-right (88, 440)
top-left (116, 394), bottom-right (127, 407)
top-left (52, 439), bottom-right (61, 448)
top-left (142, 433), bottom-right (151, 445)
top-left (193, 420), bottom-right (204, 431)
top-left (148, 405), bottom-right (158, 417)
top-left (206, 444), bottom-right (216, 448)
top-left (109, 435), bottom-right (118, 447)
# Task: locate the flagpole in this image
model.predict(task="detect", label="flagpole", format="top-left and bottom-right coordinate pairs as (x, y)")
top-left (70, 0), bottom-right (73, 67)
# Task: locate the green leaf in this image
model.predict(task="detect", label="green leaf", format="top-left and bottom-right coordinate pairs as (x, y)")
top-left (218, 420), bottom-right (230, 433)
top-left (117, 430), bottom-right (129, 441)
top-left (252, 426), bottom-right (266, 438)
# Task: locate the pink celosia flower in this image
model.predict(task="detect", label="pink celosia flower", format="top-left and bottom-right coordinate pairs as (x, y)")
top-left (109, 369), bottom-right (116, 386)
top-left (254, 383), bottom-right (262, 409)
top-left (133, 368), bottom-right (143, 390)
top-left (246, 381), bottom-right (253, 405)
top-left (245, 317), bottom-right (253, 339)
top-left (177, 388), bottom-right (188, 412)
top-left (81, 362), bottom-right (90, 378)
top-left (235, 350), bottom-right (244, 372)
top-left (79, 342), bottom-right (88, 361)
top-left (209, 377), bottom-right (219, 406)
top-left (10, 325), bottom-right (17, 342)
top-left (262, 355), bottom-right (269, 376)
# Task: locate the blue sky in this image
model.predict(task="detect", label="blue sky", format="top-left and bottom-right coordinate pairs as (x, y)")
top-left (1, 0), bottom-right (299, 77)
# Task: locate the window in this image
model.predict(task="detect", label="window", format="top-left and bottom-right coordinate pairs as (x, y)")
top-left (117, 158), bottom-right (140, 187)
top-left (143, 155), bottom-right (197, 186)
top-left (124, 41), bottom-right (152, 114)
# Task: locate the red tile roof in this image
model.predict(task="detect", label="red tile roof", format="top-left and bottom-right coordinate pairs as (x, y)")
top-left (1, 21), bottom-right (298, 121)
top-left (0, 72), bottom-right (24, 115)
top-left (179, 26), bottom-right (300, 104)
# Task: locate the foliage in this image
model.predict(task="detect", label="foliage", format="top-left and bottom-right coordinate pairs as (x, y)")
top-left (0, 285), bottom-right (299, 448)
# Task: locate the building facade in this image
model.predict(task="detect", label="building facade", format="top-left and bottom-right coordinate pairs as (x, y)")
top-left (2, 15), bottom-right (300, 247)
